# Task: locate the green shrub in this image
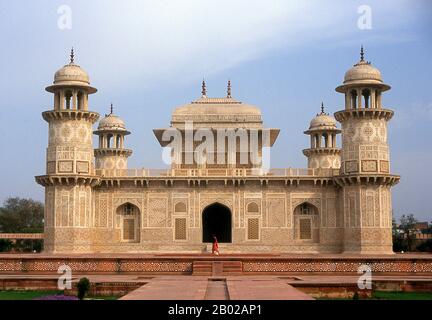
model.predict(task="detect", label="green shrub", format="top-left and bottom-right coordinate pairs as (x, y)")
top-left (77, 277), bottom-right (90, 300)
top-left (416, 239), bottom-right (432, 252)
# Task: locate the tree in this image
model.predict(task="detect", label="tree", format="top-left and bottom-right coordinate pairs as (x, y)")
top-left (0, 197), bottom-right (44, 233)
top-left (399, 214), bottom-right (418, 251)
top-left (0, 197), bottom-right (44, 252)
top-left (0, 239), bottom-right (12, 252)
top-left (416, 239), bottom-right (432, 252)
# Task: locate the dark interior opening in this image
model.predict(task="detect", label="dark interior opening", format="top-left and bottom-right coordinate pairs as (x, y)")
top-left (202, 203), bottom-right (232, 243)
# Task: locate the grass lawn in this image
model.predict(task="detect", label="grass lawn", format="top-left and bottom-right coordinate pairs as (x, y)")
top-left (372, 291), bottom-right (432, 300)
top-left (318, 291), bottom-right (432, 300)
top-left (0, 290), bottom-right (120, 300)
top-left (0, 290), bottom-right (62, 300)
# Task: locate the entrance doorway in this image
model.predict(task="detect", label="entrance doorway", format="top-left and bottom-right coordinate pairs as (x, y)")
top-left (202, 203), bottom-right (232, 243)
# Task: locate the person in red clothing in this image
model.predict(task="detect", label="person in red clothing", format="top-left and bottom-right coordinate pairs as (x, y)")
top-left (212, 235), bottom-right (220, 255)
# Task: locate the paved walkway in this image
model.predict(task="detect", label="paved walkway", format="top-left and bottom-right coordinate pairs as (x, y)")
top-left (120, 276), bottom-right (314, 300)
top-left (226, 278), bottom-right (313, 300)
top-left (120, 277), bottom-right (208, 300)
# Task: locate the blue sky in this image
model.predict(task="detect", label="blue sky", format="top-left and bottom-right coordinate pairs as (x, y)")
top-left (0, 0), bottom-right (431, 221)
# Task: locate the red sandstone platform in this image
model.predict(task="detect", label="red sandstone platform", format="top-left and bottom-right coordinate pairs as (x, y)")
top-left (0, 253), bottom-right (431, 275)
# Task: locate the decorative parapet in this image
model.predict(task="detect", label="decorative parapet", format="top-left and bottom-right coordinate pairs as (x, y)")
top-left (94, 148), bottom-right (133, 157)
top-left (42, 110), bottom-right (99, 124)
top-left (334, 108), bottom-right (393, 122)
top-left (333, 174), bottom-right (400, 187)
top-left (35, 175), bottom-right (101, 187)
top-left (302, 148), bottom-right (341, 157)
top-left (93, 168), bottom-right (340, 188)
top-left (96, 168), bottom-right (340, 178)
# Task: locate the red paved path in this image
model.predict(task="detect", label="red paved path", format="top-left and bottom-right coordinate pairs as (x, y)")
top-left (119, 276), bottom-right (314, 300)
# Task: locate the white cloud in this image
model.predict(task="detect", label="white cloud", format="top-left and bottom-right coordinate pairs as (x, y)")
top-left (62, 0), bottom-right (418, 89)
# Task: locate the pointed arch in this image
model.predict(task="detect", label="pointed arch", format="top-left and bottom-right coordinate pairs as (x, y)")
top-left (202, 202), bottom-right (232, 243)
top-left (116, 202), bottom-right (140, 243)
top-left (293, 202), bottom-right (319, 242)
top-left (247, 202), bottom-right (259, 213)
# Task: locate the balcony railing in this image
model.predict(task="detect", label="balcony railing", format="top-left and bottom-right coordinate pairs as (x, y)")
top-left (95, 168), bottom-right (339, 178)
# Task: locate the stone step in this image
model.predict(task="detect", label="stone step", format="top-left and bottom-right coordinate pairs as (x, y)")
top-left (192, 261), bottom-right (243, 276)
top-left (192, 261), bottom-right (213, 276)
top-left (222, 261), bottom-right (242, 275)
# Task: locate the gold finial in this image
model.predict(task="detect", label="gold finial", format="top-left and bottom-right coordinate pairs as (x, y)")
top-left (227, 80), bottom-right (232, 98)
top-left (321, 102), bottom-right (325, 114)
top-left (360, 45), bottom-right (364, 62)
top-left (110, 103), bottom-right (113, 115)
top-left (70, 47), bottom-right (75, 64)
top-left (201, 79), bottom-right (207, 97)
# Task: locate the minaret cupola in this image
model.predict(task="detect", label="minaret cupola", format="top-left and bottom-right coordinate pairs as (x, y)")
top-left (93, 104), bottom-right (132, 171)
top-left (303, 103), bottom-right (341, 169)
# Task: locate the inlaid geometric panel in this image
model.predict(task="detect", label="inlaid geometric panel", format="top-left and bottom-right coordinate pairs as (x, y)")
top-left (345, 160), bottom-right (359, 173)
top-left (247, 218), bottom-right (259, 240)
top-left (47, 161), bottom-right (56, 174)
top-left (58, 160), bottom-right (73, 173)
top-left (76, 161), bottom-right (89, 173)
top-left (361, 160), bottom-right (377, 172)
top-left (363, 191), bottom-right (375, 227)
top-left (61, 194), bottom-right (68, 227)
top-left (326, 198), bottom-right (336, 228)
top-left (380, 160), bottom-right (389, 173)
top-left (148, 198), bottom-right (168, 227)
top-left (267, 197), bottom-right (285, 227)
top-left (123, 219), bottom-right (135, 241)
top-left (99, 197), bottom-right (108, 227)
top-left (299, 219), bottom-right (312, 240)
top-left (174, 218), bottom-right (187, 240)
top-left (348, 193), bottom-right (357, 228)
top-left (79, 193), bottom-right (86, 227)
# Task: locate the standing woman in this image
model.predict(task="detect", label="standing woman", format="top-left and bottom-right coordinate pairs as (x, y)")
top-left (212, 235), bottom-right (220, 255)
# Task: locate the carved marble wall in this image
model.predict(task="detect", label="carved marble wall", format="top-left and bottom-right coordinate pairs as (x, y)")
top-left (341, 184), bottom-right (393, 253)
top-left (47, 119), bottom-right (94, 175)
top-left (341, 118), bottom-right (390, 175)
top-left (95, 155), bottom-right (128, 170)
top-left (46, 184), bottom-right (347, 253)
top-left (308, 154), bottom-right (341, 169)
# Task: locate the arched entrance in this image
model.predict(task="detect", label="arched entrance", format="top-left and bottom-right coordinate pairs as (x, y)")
top-left (202, 203), bottom-right (232, 243)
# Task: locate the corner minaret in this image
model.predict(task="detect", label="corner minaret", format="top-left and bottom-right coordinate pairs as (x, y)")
top-left (36, 49), bottom-right (100, 253)
top-left (93, 104), bottom-right (132, 171)
top-left (334, 47), bottom-right (400, 254)
top-left (303, 103), bottom-right (341, 169)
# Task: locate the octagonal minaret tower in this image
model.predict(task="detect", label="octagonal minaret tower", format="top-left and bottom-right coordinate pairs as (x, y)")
top-left (334, 47), bottom-right (400, 254)
top-left (94, 104), bottom-right (132, 172)
top-left (36, 49), bottom-right (100, 253)
top-left (303, 103), bottom-right (341, 169)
